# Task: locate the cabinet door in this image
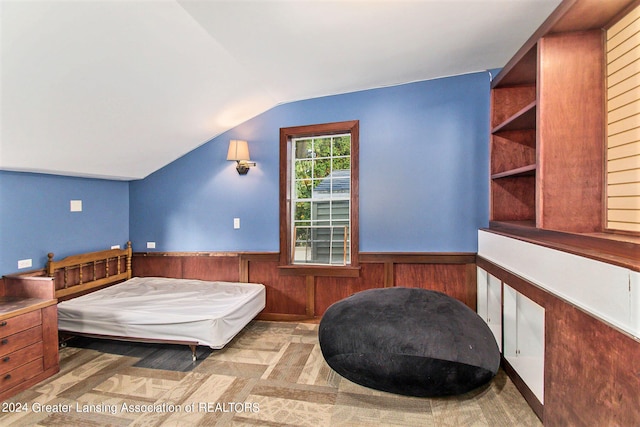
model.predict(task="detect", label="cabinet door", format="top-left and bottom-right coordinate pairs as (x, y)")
top-left (503, 283), bottom-right (545, 404)
top-left (477, 267), bottom-right (503, 352)
top-left (477, 267), bottom-right (489, 319)
top-left (487, 274), bottom-right (502, 352)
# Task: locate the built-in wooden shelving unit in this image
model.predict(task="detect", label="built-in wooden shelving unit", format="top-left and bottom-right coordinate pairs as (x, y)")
top-left (485, 1), bottom-right (640, 425)
top-left (488, 0), bottom-right (639, 234)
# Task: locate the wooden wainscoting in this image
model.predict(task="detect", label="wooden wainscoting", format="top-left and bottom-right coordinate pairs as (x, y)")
top-left (132, 251), bottom-right (477, 320)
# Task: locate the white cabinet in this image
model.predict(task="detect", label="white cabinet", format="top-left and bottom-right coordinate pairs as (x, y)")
top-left (503, 283), bottom-right (545, 404)
top-left (477, 267), bottom-right (502, 352)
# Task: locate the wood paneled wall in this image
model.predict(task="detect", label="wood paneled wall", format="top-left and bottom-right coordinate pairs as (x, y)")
top-left (132, 251), bottom-right (477, 320)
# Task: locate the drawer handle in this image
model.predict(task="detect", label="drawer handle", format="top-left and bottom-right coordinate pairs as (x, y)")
top-left (0, 321), bottom-right (6, 327)
top-left (1, 339), bottom-right (7, 345)
top-left (4, 374), bottom-right (10, 380)
top-left (2, 356), bottom-right (9, 363)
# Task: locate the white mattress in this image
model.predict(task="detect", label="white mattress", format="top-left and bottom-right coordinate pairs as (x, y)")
top-left (57, 277), bottom-right (266, 349)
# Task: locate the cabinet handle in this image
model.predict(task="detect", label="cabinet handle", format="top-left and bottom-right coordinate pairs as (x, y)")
top-left (3, 374), bottom-right (10, 380)
top-left (2, 356), bottom-right (9, 363)
top-left (1, 339), bottom-right (7, 345)
top-left (0, 321), bottom-right (6, 327)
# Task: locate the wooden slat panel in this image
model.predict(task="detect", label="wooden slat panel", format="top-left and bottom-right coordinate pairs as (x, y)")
top-left (608, 31), bottom-right (640, 63)
top-left (608, 221), bottom-right (640, 231)
top-left (608, 126), bottom-right (640, 147)
top-left (608, 73), bottom-right (640, 99)
top-left (609, 140), bottom-right (640, 157)
top-left (607, 84), bottom-right (640, 110)
top-left (608, 98), bottom-right (640, 123)
top-left (608, 10), bottom-right (640, 233)
top-left (608, 111), bottom-right (640, 135)
top-left (608, 153), bottom-right (640, 171)
top-left (608, 195), bottom-right (640, 208)
top-left (608, 45), bottom-right (640, 76)
top-left (608, 181), bottom-right (640, 196)
top-left (608, 168), bottom-right (640, 184)
top-left (608, 209), bottom-right (640, 222)
top-left (608, 3), bottom-right (640, 42)
top-left (607, 58), bottom-right (640, 88)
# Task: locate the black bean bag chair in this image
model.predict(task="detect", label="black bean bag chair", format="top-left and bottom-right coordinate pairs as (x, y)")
top-left (318, 287), bottom-right (500, 397)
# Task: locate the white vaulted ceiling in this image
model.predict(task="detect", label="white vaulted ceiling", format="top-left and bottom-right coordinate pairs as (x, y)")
top-left (0, 0), bottom-right (561, 180)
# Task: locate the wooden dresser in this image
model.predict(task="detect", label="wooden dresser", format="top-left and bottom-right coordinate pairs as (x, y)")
top-left (0, 297), bottom-right (59, 401)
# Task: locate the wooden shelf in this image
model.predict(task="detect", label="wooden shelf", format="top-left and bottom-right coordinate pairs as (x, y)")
top-left (492, 164), bottom-right (536, 179)
top-left (492, 101), bottom-right (536, 133)
top-left (492, 45), bottom-right (538, 88)
top-left (485, 222), bottom-right (640, 271)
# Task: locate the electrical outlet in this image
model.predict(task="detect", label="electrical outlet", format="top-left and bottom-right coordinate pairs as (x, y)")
top-left (18, 259), bottom-right (32, 269)
top-left (147, 242), bottom-right (156, 249)
top-left (233, 218), bottom-right (240, 229)
top-left (111, 245), bottom-right (121, 249)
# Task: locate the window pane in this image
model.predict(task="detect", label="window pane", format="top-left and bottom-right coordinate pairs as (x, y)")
top-left (332, 157), bottom-right (350, 171)
top-left (295, 139), bottom-right (313, 159)
top-left (331, 177), bottom-right (350, 197)
top-left (333, 135), bottom-right (350, 156)
top-left (295, 178), bottom-right (312, 199)
top-left (295, 160), bottom-right (313, 180)
top-left (331, 200), bottom-right (350, 220)
top-left (314, 159), bottom-right (331, 179)
top-left (294, 201), bottom-right (310, 221)
top-left (314, 137), bottom-right (331, 158)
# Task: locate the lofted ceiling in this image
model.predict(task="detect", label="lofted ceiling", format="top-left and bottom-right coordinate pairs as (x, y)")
top-left (0, 0), bottom-right (562, 181)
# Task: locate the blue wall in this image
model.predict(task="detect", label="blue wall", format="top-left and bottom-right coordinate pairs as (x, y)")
top-left (130, 72), bottom-right (490, 253)
top-left (0, 171), bottom-right (129, 276)
top-left (0, 72), bottom-right (491, 276)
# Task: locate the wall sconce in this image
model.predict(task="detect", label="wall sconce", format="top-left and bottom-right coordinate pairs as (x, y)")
top-left (227, 139), bottom-right (256, 175)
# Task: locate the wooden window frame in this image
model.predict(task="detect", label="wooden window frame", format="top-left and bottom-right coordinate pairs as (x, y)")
top-left (279, 120), bottom-right (360, 277)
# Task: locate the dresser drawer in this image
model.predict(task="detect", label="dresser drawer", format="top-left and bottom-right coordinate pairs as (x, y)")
top-left (0, 358), bottom-right (43, 392)
top-left (0, 310), bottom-right (41, 339)
top-left (0, 326), bottom-right (42, 358)
top-left (0, 341), bottom-right (43, 376)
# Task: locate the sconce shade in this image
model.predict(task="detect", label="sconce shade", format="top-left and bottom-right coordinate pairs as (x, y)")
top-left (227, 140), bottom-right (251, 161)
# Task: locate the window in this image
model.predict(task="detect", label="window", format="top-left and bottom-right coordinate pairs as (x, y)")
top-left (279, 121), bottom-right (359, 271)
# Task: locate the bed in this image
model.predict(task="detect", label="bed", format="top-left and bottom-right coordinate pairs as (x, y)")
top-left (45, 242), bottom-right (265, 360)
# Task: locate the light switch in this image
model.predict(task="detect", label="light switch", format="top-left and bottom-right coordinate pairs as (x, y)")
top-left (234, 218), bottom-right (240, 229)
top-left (70, 200), bottom-right (82, 212)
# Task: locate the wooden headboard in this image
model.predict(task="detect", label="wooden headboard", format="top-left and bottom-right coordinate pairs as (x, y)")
top-left (46, 242), bottom-right (132, 300)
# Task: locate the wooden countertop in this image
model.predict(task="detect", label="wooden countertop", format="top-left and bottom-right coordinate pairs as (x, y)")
top-left (0, 297), bottom-right (57, 320)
